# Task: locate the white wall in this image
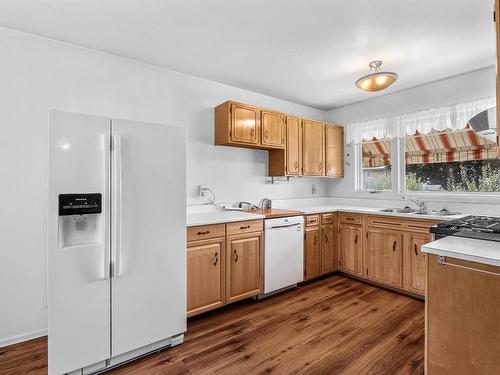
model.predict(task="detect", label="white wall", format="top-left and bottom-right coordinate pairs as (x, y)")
top-left (326, 67), bottom-right (497, 197)
top-left (0, 27), bottom-right (329, 345)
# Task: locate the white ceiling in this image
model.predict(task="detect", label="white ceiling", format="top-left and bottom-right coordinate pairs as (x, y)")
top-left (0, 0), bottom-right (495, 110)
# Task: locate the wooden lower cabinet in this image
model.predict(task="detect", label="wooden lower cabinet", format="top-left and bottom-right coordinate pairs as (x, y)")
top-left (187, 221), bottom-right (263, 317)
top-left (338, 224), bottom-right (363, 276)
top-left (226, 232), bottom-right (263, 303)
top-left (403, 233), bottom-right (428, 294)
top-left (187, 237), bottom-right (225, 317)
top-left (366, 229), bottom-right (403, 287)
top-left (321, 224), bottom-right (336, 274)
top-left (426, 254), bottom-right (500, 374)
top-left (304, 226), bottom-right (321, 280)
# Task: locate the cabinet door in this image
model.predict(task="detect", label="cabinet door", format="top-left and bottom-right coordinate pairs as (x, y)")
top-left (231, 103), bottom-right (260, 145)
top-left (226, 233), bottom-right (262, 303)
top-left (325, 125), bottom-right (344, 177)
top-left (404, 233), bottom-right (428, 295)
top-left (286, 116), bottom-right (302, 175)
top-left (261, 110), bottom-right (285, 149)
top-left (187, 238), bottom-right (225, 317)
top-left (338, 225), bottom-right (362, 275)
top-left (321, 224), bottom-right (336, 274)
top-left (304, 226), bottom-right (321, 280)
top-left (367, 229), bottom-right (403, 287)
top-left (302, 120), bottom-right (325, 176)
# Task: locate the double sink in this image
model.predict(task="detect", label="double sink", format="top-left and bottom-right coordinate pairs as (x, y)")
top-left (379, 207), bottom-right (458, 217)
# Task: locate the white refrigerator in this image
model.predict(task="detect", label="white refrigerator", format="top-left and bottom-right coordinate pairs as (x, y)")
top-left (48, 111), bottom-right (186, 375)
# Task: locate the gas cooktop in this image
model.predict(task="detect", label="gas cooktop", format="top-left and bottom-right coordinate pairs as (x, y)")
top-left (430, 215), bottom-right (500, 242)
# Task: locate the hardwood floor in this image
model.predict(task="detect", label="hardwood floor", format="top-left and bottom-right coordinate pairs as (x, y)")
top-left (0, 275), bottom-right (424, 375)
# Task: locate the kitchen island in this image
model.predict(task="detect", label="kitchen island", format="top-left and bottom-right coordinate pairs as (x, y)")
top-left (422, 236), bottom-right (500, 374)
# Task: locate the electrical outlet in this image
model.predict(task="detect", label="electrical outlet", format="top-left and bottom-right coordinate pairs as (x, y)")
top-left (199, 185), bottom-right (209, 197)
top-left (312, 184), bottom-right (318, 195)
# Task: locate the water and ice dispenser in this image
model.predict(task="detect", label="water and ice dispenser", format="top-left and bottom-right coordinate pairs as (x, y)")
top-left (58, 193), bottom-right (103, 248)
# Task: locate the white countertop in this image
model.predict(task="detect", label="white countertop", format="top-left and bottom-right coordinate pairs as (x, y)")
top-left (187, 204), bottom-right (464, 226)
top-left (422, 236), bottom-right (500, 267)
top-left (187, 210), bottom-right (265, 227)
top-left (284, 204), bottom-right (464, 221)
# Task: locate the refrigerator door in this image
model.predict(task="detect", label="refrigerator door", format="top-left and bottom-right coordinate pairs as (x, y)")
top-left (48, 111), bottom-right (111, 375)
top-left (110, 119), bottom-right (186, 356)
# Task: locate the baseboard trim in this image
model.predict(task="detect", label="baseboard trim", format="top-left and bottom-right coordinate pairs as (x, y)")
top-left (0, 329), bottom-right (47, 348)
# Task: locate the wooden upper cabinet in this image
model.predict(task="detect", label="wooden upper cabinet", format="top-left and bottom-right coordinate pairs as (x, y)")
top-left (325, 125), bottom-right (344, 177)
top-left (231, 103), bottom-right (260, 145)
top-left (226, 233), bottom-right (262, 303)
top-left (187, 237), bottom-right (225, 317)
top-left (338, 224), bottom-right (363, 276)
top-left (286, 116), bottom-right (302, 175)
top-left (304, 226), bottom-right (321, 280)
top-left (403, 233), bottom-right (428, 295)
top-left (215, 101), bottom-right (261, 148)
top-left (261, 110), bottom-right (285, 149)
top-left (366, 229), bottom-right (403, 287)
top-left (302, 119), bottom-right (325, 176)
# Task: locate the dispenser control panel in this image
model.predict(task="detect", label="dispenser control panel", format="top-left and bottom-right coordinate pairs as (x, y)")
top-left (59, 193), bottom-right (102, 216)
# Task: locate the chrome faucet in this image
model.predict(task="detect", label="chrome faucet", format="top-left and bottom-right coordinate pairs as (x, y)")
top-left (403, 195), bottom-right (425, 211)
top-left (259, 198), bottom-right (272, 209)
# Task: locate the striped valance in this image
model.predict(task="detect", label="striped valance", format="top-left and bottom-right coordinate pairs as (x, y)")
top-left (347, 97), bottom-right (495, 144)
top-left (362, 126), bottom-right (498, 167)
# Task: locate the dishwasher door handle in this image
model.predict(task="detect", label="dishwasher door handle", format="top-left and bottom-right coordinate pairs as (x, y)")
top-left (269, 223), bottom-right (302, 229)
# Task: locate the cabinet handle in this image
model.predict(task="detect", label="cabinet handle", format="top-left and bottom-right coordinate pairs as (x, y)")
top-left (354, 234), bottom-right (358, 244)
top-left (234, 249), bottom-right (239, 263)
top-left (294, 161), bottom-right (298, 170)
top-left (414, 244), bottom-right (418, 256)
top-left (324, 234), bottom-right (328, 243)
top-left (197, 230), bottom-right (210, 235)
top-left (318, 162), bottom-right (322, 171)
top-left (314, 235), bottom-right (317, 246)
top-left (393, 241), bottom-right (397, 252)
top-left (212, 252), bottom-right (219, 266)
top-left (328, 164), bottom-right (332, 172)
top-left (250, 129), bottom-right (255, 137)
top-left (265, 130), bottom-right (269, 139)
top-left (240, 225), bottom-right (250, 230)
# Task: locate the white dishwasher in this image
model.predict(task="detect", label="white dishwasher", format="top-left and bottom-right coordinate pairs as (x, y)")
top-left (262, 216), bottom-right (304, 296)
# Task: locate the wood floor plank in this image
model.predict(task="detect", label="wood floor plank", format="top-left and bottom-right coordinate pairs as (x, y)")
top-left (0, 275), bottom-right (424, 375)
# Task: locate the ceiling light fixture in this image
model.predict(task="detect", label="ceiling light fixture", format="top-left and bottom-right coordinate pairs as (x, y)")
top-left (355, 60), bottom-right (398, 92)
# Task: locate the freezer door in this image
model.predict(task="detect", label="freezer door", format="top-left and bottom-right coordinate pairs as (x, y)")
top-left (48, 111), bottom-right (111, 375)
top-left (111, 119), bottom-right (186, 356)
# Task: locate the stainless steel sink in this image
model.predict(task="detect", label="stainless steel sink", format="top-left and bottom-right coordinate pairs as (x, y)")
top-left (411, 210), bottom-right (458, 216)
top-left (379, 207), bottom-right (417, 214)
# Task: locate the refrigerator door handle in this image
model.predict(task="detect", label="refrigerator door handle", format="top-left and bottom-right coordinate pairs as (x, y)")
top-left (103, 134), bottom-right (111, 280)
top-left (112, 134), bottom-right (123, 278)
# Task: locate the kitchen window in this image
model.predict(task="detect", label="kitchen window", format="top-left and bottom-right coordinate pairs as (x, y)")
top-left (405, 128), bottom-right (500, 192)
top-left (360, 138), bottom-right (392, 191)
top-left (350, 97), bottom-right (499, 195)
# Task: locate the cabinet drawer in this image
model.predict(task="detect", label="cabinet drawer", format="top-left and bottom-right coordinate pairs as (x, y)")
top-left (187, 224), bottom-right (226, 242)
top-left (305, 215), bottom-right (320, 227)
top-left (367, 216), bottom-right (403, 229)
top-left (339, 212), bottom-right (362, 225)
top-left (404, 220), bottom-right (437, 233)
top-left (226, 220), bottom-right (263, 236)
top-left (321, 213), bottom-right (335, 225)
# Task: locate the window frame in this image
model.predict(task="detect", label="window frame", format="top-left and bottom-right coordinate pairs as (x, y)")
top-left (355, 138), bottom-right (500, 200)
